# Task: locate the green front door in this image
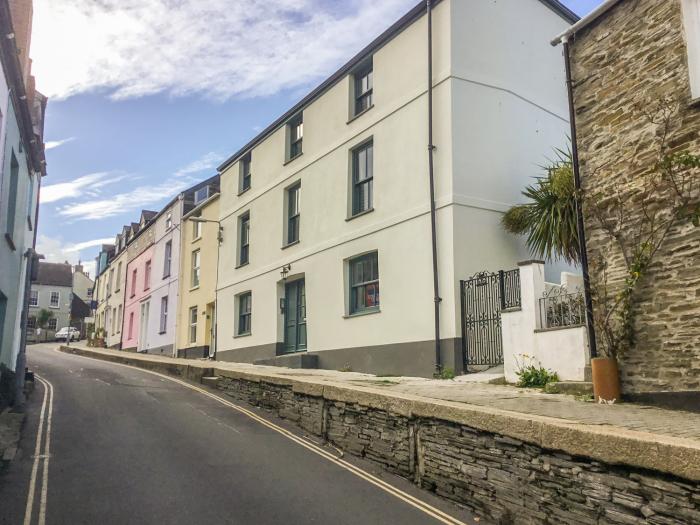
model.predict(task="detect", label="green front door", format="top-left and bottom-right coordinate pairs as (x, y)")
top-left (284, 279), bottom-right (306, 353)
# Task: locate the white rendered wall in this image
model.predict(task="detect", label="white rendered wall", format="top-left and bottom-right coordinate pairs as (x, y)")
top-left (502, 262), bottom-right (590, 383)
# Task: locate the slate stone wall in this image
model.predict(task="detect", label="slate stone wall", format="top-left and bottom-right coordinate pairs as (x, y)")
top-left (217, 375), bottom-right (700, 524)
top-left (570, 0), bottom-right (700, 393)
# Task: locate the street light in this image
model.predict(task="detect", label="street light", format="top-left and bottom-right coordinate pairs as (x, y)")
top-left (189, 216), bottom-right (223, 360)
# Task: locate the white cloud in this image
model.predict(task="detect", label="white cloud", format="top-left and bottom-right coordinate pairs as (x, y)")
top-left (36, 235), bottom-right (108, 278)
top-left (44, 137), bottom-right (75, 150)
top-left (31, 0), bottom-right (413, 101)
top-left (53, 151), bottom-right (219, 220)
top-left (173, 152), bottom-right (223, 177)
top-left (40, 172), bottom-right (128, 203)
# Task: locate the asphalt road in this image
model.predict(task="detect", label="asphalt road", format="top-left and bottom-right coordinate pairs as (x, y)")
top-left (0, 343), bottom-right (475, 525)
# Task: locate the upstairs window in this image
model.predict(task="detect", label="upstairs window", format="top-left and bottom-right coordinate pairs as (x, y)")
top-left (240, 152), bottom-right (252, 193)
top-left (144, 260), bottom-right (151, 290)
top-left (238, 213), bottom-right (250, 266)
top-left (193, 220), bottom-right (202, 240)
top-left (194, 186), bottom-right (210, 205)
top-left (286, 113), bottom-right (303, 161)
top-left (351, 140), bottom-right (374, 216)
top-left (286, 183), bottom-right (301, 246)
top-left (163, 241), bottom-right (172, 277)
top-left (352, 60), bottom-right (373, 117)
top-left (191, 250), bottom-right (201, 288)
top-left (50, 291), bottom-right (60, 308)
top-left (682, 0), bottom-right (700, 98)
top-left (115, 262), bottom-right (122, 291)
top-left (349, 252), bottom-right (380, 314)
top-left (30, 290), bottom-right (38, 307)
top-left (131, 269), bottom-right (137, 297)
top-left (165, 212), bottom-right (172, 230)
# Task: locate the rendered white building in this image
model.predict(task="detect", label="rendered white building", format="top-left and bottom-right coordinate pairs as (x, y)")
top-left (213, 0), bottom-right (576, 376)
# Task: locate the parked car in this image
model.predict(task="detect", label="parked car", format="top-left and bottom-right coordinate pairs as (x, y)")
top-left (56, 327), bottom-right (81, 342)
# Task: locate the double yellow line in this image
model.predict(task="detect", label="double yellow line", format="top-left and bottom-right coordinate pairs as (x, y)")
top-left (56, 348), bottom-right (470, 525)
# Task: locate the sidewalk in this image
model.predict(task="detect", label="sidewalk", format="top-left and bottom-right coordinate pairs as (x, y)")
top-left (56, 342), bottom-right (700, 481)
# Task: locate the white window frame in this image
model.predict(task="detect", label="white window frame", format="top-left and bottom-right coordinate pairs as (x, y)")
top-left (49, 291), bottom-right (60, 308)
top-left (189, 306), bottom-right (198, 343)
top-left (682, 0), bottom-right (700, 99)
top-left (29, 290), bottom-right (38, 307)
top-left (191, 249), bottom-right (201, 288)
top-left (159, 296), bottom-right (168, 334)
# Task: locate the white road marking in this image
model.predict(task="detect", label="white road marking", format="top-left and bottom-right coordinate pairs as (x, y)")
top-left (38, 376), bottom-right (54, 525)
top-left (23, 374), bottom-right (54, 525)
top-left (53, 348), bottom-right (470, 525)
top-left (23, 376), bottom-right (48, 525)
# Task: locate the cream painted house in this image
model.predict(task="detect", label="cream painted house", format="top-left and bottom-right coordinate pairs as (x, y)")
top-left (176, 193), bottom-right (220, 358)
top-left (214, 0), bottom-right (577, 377)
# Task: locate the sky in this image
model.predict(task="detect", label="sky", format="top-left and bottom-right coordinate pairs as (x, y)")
top-left (32, 0), bottom-right (603, 278)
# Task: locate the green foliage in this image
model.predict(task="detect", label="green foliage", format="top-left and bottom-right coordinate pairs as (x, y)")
top-left (433, 367), bottom-right (455, 380)
top-left (516, 365), bottom-right (559, 388)
top-left (36, 309), bottom-right (54, 328)
top-left (502, 148), bottom-right (580, 263)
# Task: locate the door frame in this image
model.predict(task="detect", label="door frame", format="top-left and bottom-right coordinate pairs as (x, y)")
top-left (139, 300), bottom-right (150, 352)
top-left (282, 278), bottom-right (306, 354)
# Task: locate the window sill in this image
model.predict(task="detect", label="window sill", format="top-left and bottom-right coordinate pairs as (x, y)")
top-left (4, 233), bottom-right (16, 251)
top-left (238, 186), bottom-right (251, 197)
top-left (235, 262), bottom-right (250, 269)
top-left (283, 152), bottom-right (303, 166)
top-left (343, 308), bottom-right (380, 319)
top-left (189, 285), bottom-right (200, 292)
top-left (281, 239), bottom-right (300, 250)
top-left (347, 104), bottom-right (374, 124)
top-left (158, 331), bottom-right (166, 335)
top-left (234, 332), bottom-right (251, 338)
top-left (49, 306), bottom-right (60, 309)
top-left (162, 274), bottom-right (170, 280)
top-left (192, 236), bottom-right (202, 243)
top-left (346, 208), bottom-right (375, 222)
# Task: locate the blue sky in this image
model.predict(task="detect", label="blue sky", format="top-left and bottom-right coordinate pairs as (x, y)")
top-left (33, 0), bottom-right (602, 277)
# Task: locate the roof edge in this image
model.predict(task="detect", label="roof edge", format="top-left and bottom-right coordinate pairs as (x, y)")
top-left (551, 0), bottom-right (622, 46)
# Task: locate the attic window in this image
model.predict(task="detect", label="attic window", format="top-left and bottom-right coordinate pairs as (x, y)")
top-left (194, 186), bottom-right (210, 205)
top-left (682, 0), bottom-right (700, 99)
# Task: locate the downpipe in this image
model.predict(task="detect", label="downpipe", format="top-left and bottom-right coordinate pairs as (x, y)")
top-left (427, 0), bottom-right (442, 373)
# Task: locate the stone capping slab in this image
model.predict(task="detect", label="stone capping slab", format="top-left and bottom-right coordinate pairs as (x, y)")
top-left (59, 345), bottom-right (700, 482)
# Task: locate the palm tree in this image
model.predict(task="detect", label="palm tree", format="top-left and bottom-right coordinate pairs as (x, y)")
top-left (502, 148), bottom-right (580, 264)
top-left (36, 308), bottom-right (55, 342)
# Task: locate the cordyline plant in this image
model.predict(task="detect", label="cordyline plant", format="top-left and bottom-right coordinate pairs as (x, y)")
top-left (587, 98), bottom-right (700, 360)
top-left (502, 147), bottom-right (580, 264)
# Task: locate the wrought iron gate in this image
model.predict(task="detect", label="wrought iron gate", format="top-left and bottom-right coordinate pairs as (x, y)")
top-left (460, 269), bottom-right (521, 369)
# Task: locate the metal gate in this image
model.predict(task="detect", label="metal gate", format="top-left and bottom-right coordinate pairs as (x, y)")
top-left (460, 269), bottom-right (521, 369)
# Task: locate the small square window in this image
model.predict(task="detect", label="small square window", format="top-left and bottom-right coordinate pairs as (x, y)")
top-left (165, 212), bottom-right (173, 230)
top-left (237, 292), bottom-right (252, 335)
top-left (194, 186), bottom-right (210, 205)
top-left (349, 252), bottom-right (380, 314)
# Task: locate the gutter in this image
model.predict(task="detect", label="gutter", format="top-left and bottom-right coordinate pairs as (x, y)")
top-left (426, 0), bottom-right (442, 373)
top-left (562, 37), bottom-right (598, 359)
top-left (551, 0), bottom-right (621, 46)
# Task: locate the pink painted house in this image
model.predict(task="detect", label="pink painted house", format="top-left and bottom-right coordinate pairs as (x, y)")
top-left (121, 211), bottom-right (156, 351)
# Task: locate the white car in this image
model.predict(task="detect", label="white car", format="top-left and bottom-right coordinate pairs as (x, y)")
top-left (56, 327), bottom-right (80, 342)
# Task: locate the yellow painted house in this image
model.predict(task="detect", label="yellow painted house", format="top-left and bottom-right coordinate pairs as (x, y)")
top-left (176, 193), bottom-right (220, 358)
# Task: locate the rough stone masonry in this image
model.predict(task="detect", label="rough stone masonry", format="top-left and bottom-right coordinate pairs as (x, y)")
top-left (217, 373), bottom-right (700, 525)
top-left (570, 0), bottom-right (700, 394)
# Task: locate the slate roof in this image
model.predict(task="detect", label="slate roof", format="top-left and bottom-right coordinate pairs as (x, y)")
top-left (35, 262), bottom-right (73, 287)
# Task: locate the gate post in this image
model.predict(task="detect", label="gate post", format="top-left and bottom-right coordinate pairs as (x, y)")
top-left (498, 270), bottom-right (506, 311)
top-left (459, 280), bottom-right (467, 373)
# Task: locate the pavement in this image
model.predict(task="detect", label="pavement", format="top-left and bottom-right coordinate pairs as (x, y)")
top-left (0, 343), bottom-right (475, 525)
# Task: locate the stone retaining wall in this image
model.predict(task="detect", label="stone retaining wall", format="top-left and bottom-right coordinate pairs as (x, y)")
top-left (217, 373), bottom-right (700, 525)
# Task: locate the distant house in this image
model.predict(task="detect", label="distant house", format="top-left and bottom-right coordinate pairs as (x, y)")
top-left (28, 262), bottom-right (73, 342)
top-left (553, 0), bottom-right (700, 396)
top-left (71, 263), bottom-right (94, 337)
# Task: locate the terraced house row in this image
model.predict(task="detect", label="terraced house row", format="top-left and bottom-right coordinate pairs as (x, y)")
top-left (92, 0), bottom-right (579, 375)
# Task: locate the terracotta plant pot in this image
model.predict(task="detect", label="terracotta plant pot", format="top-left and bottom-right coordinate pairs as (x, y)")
top-left (591, 357), bottom-right (621, 402)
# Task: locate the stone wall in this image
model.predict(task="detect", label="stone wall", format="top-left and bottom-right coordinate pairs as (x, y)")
top-left (570, 0), bottom-right (700, 393)
top-left (217, 374), bottom-right (700, 525)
